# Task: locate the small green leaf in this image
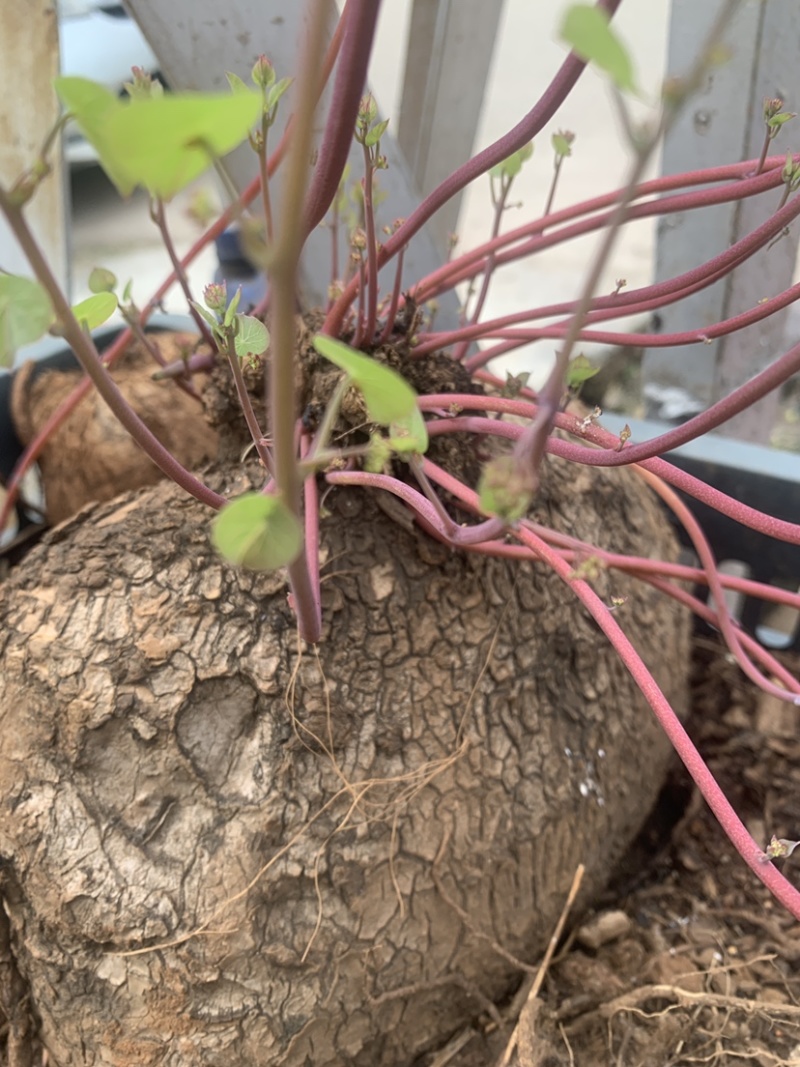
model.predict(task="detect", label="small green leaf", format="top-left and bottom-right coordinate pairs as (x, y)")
top-left (0, 275), bottom-right (54, 366)
top-left (477, 455), bottom-right (535, 522)
top-left (490, 142), bottom-right (533, 180)
top-left (233, 315), bottom-right (269, 359)
top-left (566, 353), bottom-right (600, 388)
top-left (223, 285), bottom-right (243, 327)
top-left (365, 433), bottom-right (392, 473)
top-left (560, 5), bottom-right (638, 95)
top-left (56, 77), bottom-right (261, 199)
top-left (387, 407), bottom-right (428, 454)
top-left (226, 71), bottom-right (251, 95)
top-left (54, 77), bottom-right (133, 194)
top-left (189, 300), bottom-right (221, 332)
top-left (313, 334), bottom-right (423, 431)
top-left (552, 131), bottom-right (575, 159)
top-left (767, 111), bottom-right (796, 132)
top-left (212, 492), bottom-right (303, 570)
top-left (266, 77), bottom-right (293, 113)
top-left (88, 267), bottom-right (117, 294)
top-left (365, 118), bottom-right (390, 148)
top-left (71, 292), bottom-right (118, 330)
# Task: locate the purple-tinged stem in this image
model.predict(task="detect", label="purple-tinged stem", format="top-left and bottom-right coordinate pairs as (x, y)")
top-left (0, 185), bottom-right (225, 511)
top-left (325, 469), bottom-right (506, 545)
top-left (152, 349), bottom-right (216, 380)
top-left (361, 144), bottom-right (379, 343)
top-left (419, 455), bottom-right (800, 695)
top-left (451, 167), bottom-right (515, 363)
top-left (413, 188), bottom-right (800, 362)
top-left (638, 465), bottom-right (799, 700)
top-left (303, 0), bottom-right (381, 237)
top-left (324, 0), bottom-right (623, 334)
top-left (377, 246), bottom-right (406, 345)
top-left (515, 521), bottom-right (800, 921)
top-left (414, 159), bottom-right (789, 304)
top-left (150, 198), bottom-right (216, 348)
top-left (224, 334), bottom-right (274, 474)
top-left (421, 407), bottom-right (800, 545)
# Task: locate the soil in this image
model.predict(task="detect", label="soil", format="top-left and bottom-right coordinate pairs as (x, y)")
top-left (425, 639), bottom-right (800, 1067)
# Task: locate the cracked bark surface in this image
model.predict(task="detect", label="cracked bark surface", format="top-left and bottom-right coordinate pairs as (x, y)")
top-left (0, 457), bottom-right (688, 1066)
top-left (9, 332), bottom-right (216, 525)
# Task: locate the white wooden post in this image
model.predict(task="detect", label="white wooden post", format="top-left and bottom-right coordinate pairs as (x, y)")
top-left (647, 0), bottom-right (800, 444)
top-left (397, 0), bottom-right (506, 250)
top-left (0, 1), bottom-right (69, 293)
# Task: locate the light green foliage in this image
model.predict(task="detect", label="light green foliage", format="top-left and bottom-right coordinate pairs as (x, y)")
top-left (365, 118), bottom-right (389, 149)
top-left (365, 433), bottom-right (392, 473)
top-left (490, 142), bottom-right (533, 181)
top-left (236, 56), bottom-right (293, 127)
top-left (312, 334), bottom-right (428, 453)
top-left (560, 5), bottom-right (639, 95)
top-left (71, 292), bottom-right (118, 331)
top-left (226, 72), bottom-right (250, 95)
top-left (193, 286), bottom-right (270, 360)
top-left (764, 97), bottom-right (796, 141)
top-left (551, 130), bottom-right (575, 159)
top-left (233, 316), bottom-right (269, 360)
top-left (212, 492), bottom-right (303, 570)
top-left (0, 275), bottom-right (53, 366)
top-left (55, 77), bottom-right (261, 199)
top-left (477, 454), bottom-right (534, 522)
top-left (266, 78), bottom-right (292, 114)
top-left (566, 353), bottom-right (600, 388)
top-left (781, 151), bottom-right (800, 194)
top-left (88, 267), bottom-right (117, 294)
top-left (355, 94), bottom-right (387, 150)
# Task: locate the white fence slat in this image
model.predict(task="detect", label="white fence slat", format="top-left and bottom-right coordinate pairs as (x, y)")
top-left (398, 0), bottom-right (505, 249)
top-left (647, 0), bottom-right (799, 444)
top-left (125, 0), bottom-right (468, 324)
top-left (0, 1), bottom-right (68, 292)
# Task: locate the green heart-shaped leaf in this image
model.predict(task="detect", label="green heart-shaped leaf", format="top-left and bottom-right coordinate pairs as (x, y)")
top-left (72, 292), bottom-right (118, 331)
top-left (0, 275), bottom-right (54, 367)
top-left (56, 77), bottom-right (261, 199)
top-left (212, 493), bottom-right (302, 570)
top-left (313, 334), bottom-right (427, 452)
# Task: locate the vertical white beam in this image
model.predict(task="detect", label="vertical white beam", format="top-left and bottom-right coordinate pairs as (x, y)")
top-left (124, 0), bottom-right (466, 325)
top-left (647, 0), bottom-right (799, 444)
top-left (0, 0), bottom-right (69, 292)
top-left (398, 0), bottom-right (505, 250)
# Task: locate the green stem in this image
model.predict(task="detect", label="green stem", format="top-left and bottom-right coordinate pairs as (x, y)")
top-left (268, 0), bottom-right (329, 643)
top-left (150, 198), bottom-right (215, 347)
top-left (258, 119), bottom-right (274, 244)
top-left (224, 333), bottom-right (274, 473)
top-left (361, 142), bottom-right (379, 343)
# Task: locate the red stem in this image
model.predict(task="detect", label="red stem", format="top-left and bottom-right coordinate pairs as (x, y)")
top-left (411, 181), bottom-right (800, 357)
top-left (413, 156), bottom-right (789, 304)
top-left (515, 521), bottom-right (800, 919)
top-left (302, 0), bottom-right (381, 237)
top-left (323, 0), bottom-right (624, 334)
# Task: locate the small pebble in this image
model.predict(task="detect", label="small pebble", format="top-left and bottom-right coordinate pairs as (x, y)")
top-left (576, 909), bottom-right (632, 950)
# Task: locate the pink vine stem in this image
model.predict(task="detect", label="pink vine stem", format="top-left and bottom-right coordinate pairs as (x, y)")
top-left (325, 435), bottom-right (800, 918)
